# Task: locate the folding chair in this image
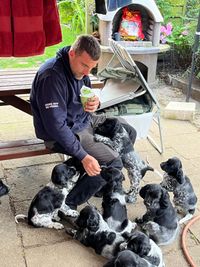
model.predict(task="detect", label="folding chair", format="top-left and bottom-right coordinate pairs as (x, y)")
top-left (97, 39), bottom-right (164, 154)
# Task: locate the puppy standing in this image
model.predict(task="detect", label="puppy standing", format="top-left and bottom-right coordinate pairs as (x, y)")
top-left (15, 163), bottom-right (80, 229)
top-left (94, 118), bottom-right (153, 203)
top-left (160, 157), bottom-right (197, 224)
top-left (136, 184), bottom-right (179, 245)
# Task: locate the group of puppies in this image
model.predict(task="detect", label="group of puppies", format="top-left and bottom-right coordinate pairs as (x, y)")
top-left (10, 118), bottom-right (197, 266)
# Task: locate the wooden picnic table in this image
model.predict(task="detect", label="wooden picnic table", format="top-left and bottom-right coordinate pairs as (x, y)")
top-left (0, 68), bottom-right (104, 160)
top-left (0, 68), bottom-right (104, 115)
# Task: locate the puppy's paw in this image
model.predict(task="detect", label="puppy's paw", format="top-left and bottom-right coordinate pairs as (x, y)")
top-left (125, 194), bottom-right (137, 204)
top-left (119, 242), bottom-right (127, 251)
top-left (131, 222), bottom-right (137, 230)
top-left (143, 222), bottom-right (159, 232)
top-left (52, 222), bottom-right (64, 230)
top-left (67, 210), bottom-right (79, 218)
top-left (53, 215), bottom-right (61, 222)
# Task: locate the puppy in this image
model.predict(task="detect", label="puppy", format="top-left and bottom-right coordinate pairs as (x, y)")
top-left (94, 117), bottom-right (153, 203)
top-left (119, 231), bottom-right (164, 267)
top-left (101, 167), bottom-right (136, 233)
top-left (160, 157), bottom-right (197, 224)
top-left (66, 227), bottom-right (126, 259)
top-left (103, 250), bottom-right (155, 267)
top-left (75, 205), bottom-right (111, 233)
top-left (15, 163), bottom-right (80, 229)
top-left (136, 184), bottom-right (179, 245)
top-left (66, 205), bottom-right (127, 259)
top-left (0, 179), bottom-right (9, 197)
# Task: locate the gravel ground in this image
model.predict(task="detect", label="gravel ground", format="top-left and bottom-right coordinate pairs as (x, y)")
top-left (153, 79), bottom-right (200, 130)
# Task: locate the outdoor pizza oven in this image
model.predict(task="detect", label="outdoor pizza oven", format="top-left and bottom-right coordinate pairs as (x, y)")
top-left (97, 0), bottom-right (167, 84)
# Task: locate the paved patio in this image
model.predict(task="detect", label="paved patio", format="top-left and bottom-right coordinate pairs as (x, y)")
top-left (0, 81), bottom-right (199, 267)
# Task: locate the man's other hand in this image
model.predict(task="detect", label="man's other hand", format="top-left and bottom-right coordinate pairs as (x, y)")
top-left (81, 154), bottom-right (101, 176)
top-left (84, 95), bottom-right (100, 113)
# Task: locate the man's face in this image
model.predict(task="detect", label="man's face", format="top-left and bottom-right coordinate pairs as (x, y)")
top-left (69, 49), bottom-right (99, 80)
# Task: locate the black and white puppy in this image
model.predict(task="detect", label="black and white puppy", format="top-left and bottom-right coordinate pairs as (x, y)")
top-left (0, 179), bottom-right (9, 197)
top-left (15, 163), bottom-right (80, 229)
top-left (136, 184), bottom-right (179, 245)
top-left (103, 250), bottom-right (155, 267)
top-left (119, 231), bottom-right (164, 267)
top-left (75, 205), bottom-right (111, 233)
top-left (66, 205), bottom-right (127, 259)
top-left (160, 157), bottom-right (197, 224)
top-left (101, 167), bottom-right (136, 233)
top-left (94, 118), bottom-right (153, 203)
top-left (66, 227), bottom-right (126, 259)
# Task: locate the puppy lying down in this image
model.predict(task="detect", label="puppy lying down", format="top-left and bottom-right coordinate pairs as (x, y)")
top-left (15, 163), bottom-right (80, 229)
top-left (66, 205), bottom-right (127, 259)
top-left (94, 117), bottom-right (154, 203)
top-left (160, 157), bottom-right (197, 224)
top-left (66, 206), bottom-right (164, 266)
top-left (136, 184), bottom-right (179, 245)
top-left (103, 250), bottom-right (156, 267)
top-left (119, 231), bottom-right (164, 267)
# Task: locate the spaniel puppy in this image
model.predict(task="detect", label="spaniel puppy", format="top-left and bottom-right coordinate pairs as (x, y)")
top-left (66, 227), bottom-right (126, 259)
top-left (119, 231), bottom-right (164, 267)
top-left (94, 118), bottom-right (153, 203)
top-left (101, 167), bottom-right (136, 233)
top-left (103, 250), bottom-right (155, 267)
top-left (0, 179), bottom-right (9, 197)
top-left (15, 163), bottom-right (80, 229)
top-left (160, 157), bottom-right (197, 224)
top-left (136, 184), bottom-right (179, 245)
top-left (66, 205), bottom-right (127, 259)
top-left (75, 205), bottom-right (111, 233)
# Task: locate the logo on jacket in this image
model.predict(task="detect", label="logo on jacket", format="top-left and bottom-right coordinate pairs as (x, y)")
top-left (45, 102), bottom-right (59, 109)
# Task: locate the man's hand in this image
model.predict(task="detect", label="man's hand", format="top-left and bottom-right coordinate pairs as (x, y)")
top-left (81, 154), bottom-right (101, 176)
top-left (84, 95), bottom-right (100, 113)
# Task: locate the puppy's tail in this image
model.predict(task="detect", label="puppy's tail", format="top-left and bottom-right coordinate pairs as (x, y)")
top-left (15, 214), bottom-right (27, 223)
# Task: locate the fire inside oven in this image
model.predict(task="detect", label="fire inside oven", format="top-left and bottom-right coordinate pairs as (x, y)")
top-left (112, 4), bottom-right (154, 46)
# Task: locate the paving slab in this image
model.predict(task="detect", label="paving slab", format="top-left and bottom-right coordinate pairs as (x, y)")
top-left (24, 240), bottom-right (107, 267)
top-left (1, 80), bottom-right (200, 267)
top-left (0, 196), bottom-right (25, 267)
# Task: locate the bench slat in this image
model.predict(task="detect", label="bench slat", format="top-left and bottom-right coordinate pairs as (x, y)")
top-left (0, 142), bottom-right (53, 160)
top-left (0, 139), bottom-right (44, 149)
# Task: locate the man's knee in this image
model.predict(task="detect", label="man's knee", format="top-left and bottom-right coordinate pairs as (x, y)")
top-left (105, 155), bottom-right (123, 170)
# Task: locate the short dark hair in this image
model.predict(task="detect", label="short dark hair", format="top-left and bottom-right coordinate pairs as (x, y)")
top-left (71, 34), bottom-right (101, 61)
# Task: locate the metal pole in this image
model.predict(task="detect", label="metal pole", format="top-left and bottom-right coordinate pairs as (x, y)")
top-left (186, 10), bottom-right (200, 102)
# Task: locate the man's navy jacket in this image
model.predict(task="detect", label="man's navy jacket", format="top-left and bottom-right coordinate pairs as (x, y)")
top-left (30, 46), bottom-right (92, 160)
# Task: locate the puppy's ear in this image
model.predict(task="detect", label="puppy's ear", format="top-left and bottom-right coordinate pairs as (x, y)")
top-left (176, 169), bottom-right (185, 184)
top-left (139, 185), bottom-right (150, 199)
top-left (160, 188), bottom-right (170, 208)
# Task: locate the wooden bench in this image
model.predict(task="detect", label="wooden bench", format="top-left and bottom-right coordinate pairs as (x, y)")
top-left (0, 69), bottom-right (104, 160)
top-left (0, 139), bottom-right (55, 161)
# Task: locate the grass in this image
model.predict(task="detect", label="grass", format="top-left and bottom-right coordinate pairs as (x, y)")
top-left (0, 26), bottom-right (77, 69)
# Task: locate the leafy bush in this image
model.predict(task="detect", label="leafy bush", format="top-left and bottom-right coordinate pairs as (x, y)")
top-left (58, 0), bottom-right (86, 33)
top-left (157, 0), bottom-right (200, 79)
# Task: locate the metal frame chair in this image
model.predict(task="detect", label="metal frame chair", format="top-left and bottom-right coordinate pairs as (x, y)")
top-left (98, 39), bottom-right (164, 154)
